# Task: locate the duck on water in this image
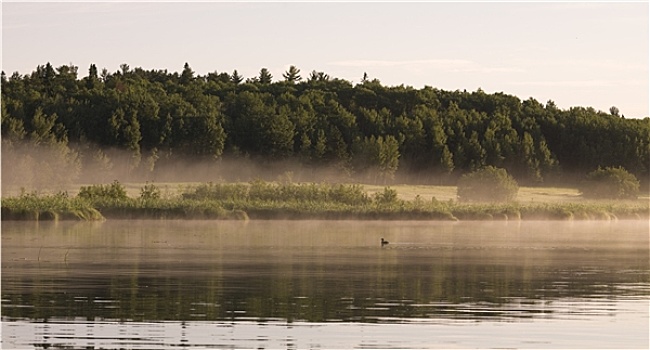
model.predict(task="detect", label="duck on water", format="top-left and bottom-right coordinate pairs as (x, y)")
top-left (381, 238), bottom-right (389, 246)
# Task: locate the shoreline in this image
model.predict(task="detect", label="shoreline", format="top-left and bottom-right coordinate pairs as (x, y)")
top-left (2, 181), bottom-right (647, 222)
top-left (2, 200), bottom-right (646, 222)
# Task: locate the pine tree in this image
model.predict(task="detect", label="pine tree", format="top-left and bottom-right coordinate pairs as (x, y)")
top-left (180, 62), bottom-right (194, 85)
top-left (283, 65), bottom-right (301, 83)
top-left (259, 68), bottom-right (273, 84)
top-left (231, 70), bottom-right (243, 84)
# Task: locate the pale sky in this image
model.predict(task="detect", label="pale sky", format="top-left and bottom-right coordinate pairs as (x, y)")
top-left (2, 1), bottom-right (648, 118)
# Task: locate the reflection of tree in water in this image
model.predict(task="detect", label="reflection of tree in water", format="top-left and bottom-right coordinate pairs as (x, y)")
top-left (3, 248), bottom-right (648, 323)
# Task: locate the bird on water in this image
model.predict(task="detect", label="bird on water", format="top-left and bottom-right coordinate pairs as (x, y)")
top-left (381, 238), bottom-right (389, 246)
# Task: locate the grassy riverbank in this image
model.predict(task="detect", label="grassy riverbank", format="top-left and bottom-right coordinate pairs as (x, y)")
top-left (2, 181), bottom-right (648, 221)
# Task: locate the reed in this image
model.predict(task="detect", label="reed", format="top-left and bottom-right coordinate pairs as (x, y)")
top-left (1, 191), bottom-right (104, 221)
top-left (2, 181), bottom-right (647, 221)
top-left (182, 180), bottom-right (371, 205)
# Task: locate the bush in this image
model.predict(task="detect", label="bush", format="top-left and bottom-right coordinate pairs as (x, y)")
top-left (328, 184), bottom-right (370, 205)
top-left (374, 187), bottom-right (399, 205)
top-left (579, 166), bottom-right (640, 199)
top-left (78, 180), bottom-right (128, 201)
top-left (457, 166), bottom-right (519, 202)
top-left (140, 182), bottom-right (161, 201)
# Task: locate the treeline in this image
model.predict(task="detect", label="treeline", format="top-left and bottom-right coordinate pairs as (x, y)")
top-left (2, 62), bottom-right (648, 187)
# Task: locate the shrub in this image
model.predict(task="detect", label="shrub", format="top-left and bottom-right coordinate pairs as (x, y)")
top-left (140, 182), bottom-right (161, 201)
top-left (579, 166), bottom-right (640, 199)
top-left (374, 187), bottom-right (399, 205)
top-left (78, 180), bottom-right (128, 201)
top-left (328, 184), bottom-right (370, 205)
top-left (457, 166), bottom-right (519, 202)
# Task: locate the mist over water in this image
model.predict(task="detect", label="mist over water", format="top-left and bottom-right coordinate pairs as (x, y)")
top-left (2, 220), bottom-right (648, 348)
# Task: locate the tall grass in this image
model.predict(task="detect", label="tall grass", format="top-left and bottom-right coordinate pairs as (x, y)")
top-left (2, 180), bottom-right (648, 221)
top-left (1, 190), bottom-right (103, 221)
top-left (182, 180), bottom-right (371, 205)
top-left (77, 182), bottom-right (245, 220)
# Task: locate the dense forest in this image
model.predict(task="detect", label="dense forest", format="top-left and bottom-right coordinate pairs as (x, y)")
top-left (1, 62), bottom-right (648, 190)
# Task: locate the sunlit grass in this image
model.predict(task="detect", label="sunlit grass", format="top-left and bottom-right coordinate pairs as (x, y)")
top-left (367, 184), bottom-right (587, 203)
top-left (2, 180), bottom-right (647, 221)
top-left (0, 191), bottom-right (104, 221)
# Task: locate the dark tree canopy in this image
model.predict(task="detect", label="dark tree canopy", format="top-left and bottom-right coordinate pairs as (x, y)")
top-left (2, 62), bottom-right (648, 188)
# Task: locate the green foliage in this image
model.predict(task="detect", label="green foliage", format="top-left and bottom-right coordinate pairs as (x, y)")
top-left (374, 187), bottom-right (399, 205)
top-left (328, 184), bottom-right (370, 206)
top-left (78, 180), bottom-right (128, 201)
top-left (1, 190), bottom-right (103, 221)
top-left (140, 182), bottom-right (161, 201)
top-left (283, 65), bottom-right (301, 83)
top-left (2, 180), bottom-right (648, 221)
top-left (259, 68), bottom-right (273, 84)
top-left (183, 182), bottom-right (249, 201)
top-left (352, 135), bottom-right (400, 182)
top-left (1, 108), bottom-right (81, 192)
top-left (181, 180), bottom-right (371, 206)
top-left (228, 91), bottom-right (295, 157)
top-left (579, 166), bottom-right (640, 199)
top-left (2, 62), bottom-right (648, 190)
top-left (231, 70), bottom-right (243, 84)
top-left (457, 166), bottom-right (519, 202)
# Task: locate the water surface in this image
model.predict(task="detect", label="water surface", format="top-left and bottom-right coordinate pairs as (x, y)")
top-left (2, 220), bottom-right (648, 348)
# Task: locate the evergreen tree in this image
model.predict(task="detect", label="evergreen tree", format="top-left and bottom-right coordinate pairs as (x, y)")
top-left (231, 70), bottom-right (243, 84)
top-left (259, 68), bottom-right (273, 84)
top-left (308, 70), bottom-right (330, 82)
top-left (180, 62), bottom-right (194, 85)
top-left (283, 65), bottom-right (301, 83)
top-left (86, 64), bottom-right (100, 89)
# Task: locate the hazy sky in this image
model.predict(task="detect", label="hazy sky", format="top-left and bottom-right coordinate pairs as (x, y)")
top-left (2, 1), bottom-right (648, 118)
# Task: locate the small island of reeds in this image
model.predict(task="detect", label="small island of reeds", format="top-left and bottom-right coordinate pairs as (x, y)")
top-left (2, 180), bottom-right (647, 222)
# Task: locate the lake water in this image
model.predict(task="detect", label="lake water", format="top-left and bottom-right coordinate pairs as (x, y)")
top-left (2, 220), bottom-right (648, 349)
